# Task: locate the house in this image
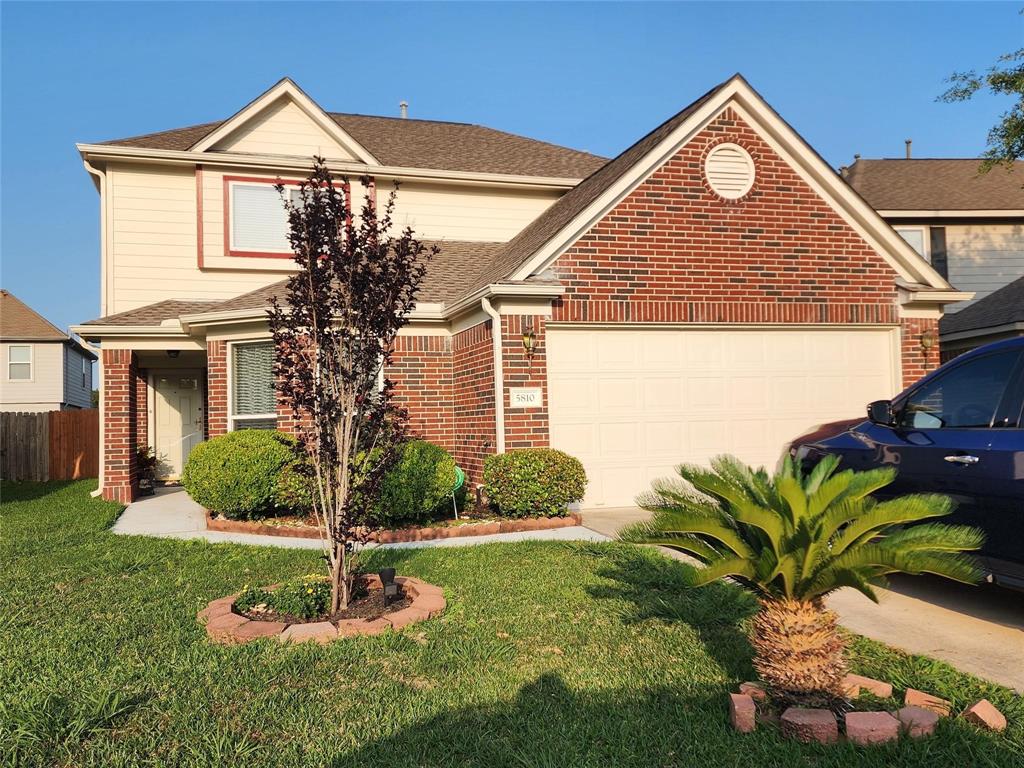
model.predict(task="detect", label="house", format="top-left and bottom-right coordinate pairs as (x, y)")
top-left (842, 157), bottom-right (1023, 357)
top-left (1, 290), bottom-right (96, 412)
top-left (73, 76), bottom-right (967, 506)
top-left (937, 275), bottom-right (1024, 360)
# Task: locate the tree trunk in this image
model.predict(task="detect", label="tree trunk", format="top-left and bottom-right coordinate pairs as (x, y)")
top-left (750, 598), bottom-right (847, 702)
top-left (330, 542), bottom-right (345, 614)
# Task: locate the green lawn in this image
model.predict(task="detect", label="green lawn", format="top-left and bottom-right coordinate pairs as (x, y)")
top-left (2, 481), bottom-right (1021, 768)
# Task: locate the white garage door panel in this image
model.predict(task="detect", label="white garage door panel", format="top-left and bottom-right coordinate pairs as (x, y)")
top-left (547, 327), bottom-right (899, 508)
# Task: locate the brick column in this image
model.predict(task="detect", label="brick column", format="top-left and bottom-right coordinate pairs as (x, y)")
top-left (501, 314), bottom-right (549, 451)
top-left (900, 317), bottom-right (941, 389)
top-left (453, 321), bottom-right (496, 484)
top-left (388, 335), bottom-right (455, 452)
top-left (134, 367), bottom-right (148, 450)
top-left (207, 340), bottom-right (228, 437)
top-left (101, 349), bottom-right (142, 503)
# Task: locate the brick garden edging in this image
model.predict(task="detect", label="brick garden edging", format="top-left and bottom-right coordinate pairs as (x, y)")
top-left (205, 510), bottom-right (583, 542)
top-left (197, 575), bottom-right (445, 645)
top-left (729, 673), bottom-right (1008, 743)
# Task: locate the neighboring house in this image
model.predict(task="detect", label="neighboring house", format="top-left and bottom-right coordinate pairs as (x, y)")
top-left (843, 158), bottom-right (1023, 354)
top-left (1, 290), bottom-right (96, 412)
top-left (73, 76), bottom-right (966, 506)
top-left (937, 275), bottom-right (1024, 360)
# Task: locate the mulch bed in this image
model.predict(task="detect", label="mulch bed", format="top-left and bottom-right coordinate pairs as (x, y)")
top-left (239, 583), bottom-right (412, 625)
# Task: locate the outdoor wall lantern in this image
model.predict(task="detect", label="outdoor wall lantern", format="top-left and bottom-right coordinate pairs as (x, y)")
top-left (522, 326), bottom-right (537, 357)
top-left (166, 350), bottom-right (180, 359)
top-left (919, 328), bottom-right (937, 353)
top-left (379, 567), bottom-right (399, 606)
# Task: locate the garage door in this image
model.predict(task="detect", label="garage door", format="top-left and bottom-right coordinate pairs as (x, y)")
top-left (547, 327), bottom-right (899, 508)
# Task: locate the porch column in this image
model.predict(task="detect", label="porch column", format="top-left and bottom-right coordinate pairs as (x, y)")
top-left (501, 314), bottom-right (549, 451)
top-left (101, 349), bottom-right (143, 503)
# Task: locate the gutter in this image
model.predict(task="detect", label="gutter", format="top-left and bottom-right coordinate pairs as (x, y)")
top-left (81, 159), bottom-right (107, 499)
top-left (480, 297), bottom-right (505, 455)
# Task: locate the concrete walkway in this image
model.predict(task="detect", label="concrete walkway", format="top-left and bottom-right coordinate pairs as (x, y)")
top-left (112, 487), bottom-right (609, 550)
top-left (581, 507), bottom-right (1024, 693)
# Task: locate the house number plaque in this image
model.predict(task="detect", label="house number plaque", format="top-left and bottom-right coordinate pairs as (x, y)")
top-left (509, 387), bottom-right (542, 409)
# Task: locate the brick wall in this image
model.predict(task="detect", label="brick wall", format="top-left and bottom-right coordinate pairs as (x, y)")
top-left (550, 108), bottom-right (899, 328)
top-left (502, 314), bottom-right (550, 451)
top-left (388, 335), bottom-right (455, 451)
top-left (101, 349), bottom-right (141, 503)
top-left (452, 321), bottom-right (495, 483)
top-left (134, 367), bottom-right (148, 450)
top-left (207, 340), bottom-right (228, 437)
top-left (900, 317), bottom-right (941, 388)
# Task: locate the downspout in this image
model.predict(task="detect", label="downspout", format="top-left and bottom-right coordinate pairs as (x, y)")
top-left (83, 159), bottom-right (107, 498)
top-left (480, 297), bottom-right (505, 454)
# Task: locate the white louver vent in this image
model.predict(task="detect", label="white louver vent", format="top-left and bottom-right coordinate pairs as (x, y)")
top-left (704, 143), bottom-right (755, 199)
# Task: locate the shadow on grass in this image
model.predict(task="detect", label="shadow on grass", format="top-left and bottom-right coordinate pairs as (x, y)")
top-left (0, 480), bottom-right (84, 504)
top-left (587, 545), bottom-right (760, 682)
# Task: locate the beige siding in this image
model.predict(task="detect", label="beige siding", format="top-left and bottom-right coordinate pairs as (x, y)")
top-left (63, 346), bottom-right (93, 409)
top-left (385, 181), bottom-right (561, 242)
top-left (945, 222), bottom-right (1024, 312)
top-left (210, 97), bottom-right (357, 160)
top-left (1, 342), bottom-right (64, 409)
top-left (109, 163), bottom-right (284, 313)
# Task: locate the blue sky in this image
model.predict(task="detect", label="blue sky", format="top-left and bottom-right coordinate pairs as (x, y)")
top-left (1, 1), bottom-right (1019, 335)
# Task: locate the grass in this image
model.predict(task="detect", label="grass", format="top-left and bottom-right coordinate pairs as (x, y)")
top-left (1, 480), bottom-right (1021, 768)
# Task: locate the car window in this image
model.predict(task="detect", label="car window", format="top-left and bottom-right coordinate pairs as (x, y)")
top-left (899, 350), bottom-right (1020, 429)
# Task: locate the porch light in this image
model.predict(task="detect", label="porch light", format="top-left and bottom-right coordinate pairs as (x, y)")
top-left (379, 568), bottom-right (399, 605)
top-left (166, 350), bottom-right (180, 359)
top-left (522, 326), bottom-right (537, 357)
top-left (919, 329), bottom-right (937, 351)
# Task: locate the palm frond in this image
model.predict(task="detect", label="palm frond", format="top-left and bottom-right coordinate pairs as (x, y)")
top-left (876, 523), bottom-right (985, 553)
top-left (830, 494), bottom-right (954, 556)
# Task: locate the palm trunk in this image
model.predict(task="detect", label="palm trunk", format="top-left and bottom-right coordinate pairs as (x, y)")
top-left (750, 598), bottom-right (847, 701)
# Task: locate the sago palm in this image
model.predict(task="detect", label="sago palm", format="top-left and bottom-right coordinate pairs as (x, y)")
top-left (620, 454), bottom-right (983, 702)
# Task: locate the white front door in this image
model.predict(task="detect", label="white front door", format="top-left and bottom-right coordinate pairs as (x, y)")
top-left (546, 326), bottom-right (900, 508)
top-left (152, 370), bottom-right (205, 480)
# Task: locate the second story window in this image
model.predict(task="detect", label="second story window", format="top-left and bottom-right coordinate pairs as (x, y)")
top-left (7, 345), bottom-right (31, 380)
top-left (894, 226), bottom-right (929, 261)
top-left (229, 182), bottom-right (301, 255)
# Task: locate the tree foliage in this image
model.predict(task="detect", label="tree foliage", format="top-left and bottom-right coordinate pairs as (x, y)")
top-left (267, 156), bottom-right (435, 611)
top-left (941, 44), bottom-right (1024, 172)
top-left (621, 454), bottom-right (984, 603)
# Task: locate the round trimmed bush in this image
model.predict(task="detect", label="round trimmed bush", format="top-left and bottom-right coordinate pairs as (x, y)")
top-left (182, 430), bottom-right (300, 520)
top-left (374, 440), bottom-right (458, 527)
top-left (483, 448), bottom-right (587, 518)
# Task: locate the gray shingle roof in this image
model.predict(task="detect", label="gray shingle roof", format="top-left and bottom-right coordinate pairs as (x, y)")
top-left (845, 159), bottom-right (1024, 211)
top-left (97, 113), bottom-right (607, 179)
top-left (940, 276), bottom-right (1024, 336)
top-left (0, 289), bottom-right (68, 340)
top-left (81, 299), bottom-right (219, 326)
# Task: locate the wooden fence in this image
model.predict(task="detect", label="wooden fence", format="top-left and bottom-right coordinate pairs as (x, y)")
top-left (1, 409), bottom-right (99, 482)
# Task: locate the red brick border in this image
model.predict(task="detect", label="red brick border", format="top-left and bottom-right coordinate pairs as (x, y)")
top-left (205, 510), bottom-right (583, 541)
top-left (197, 575), bottom-right (445, 644)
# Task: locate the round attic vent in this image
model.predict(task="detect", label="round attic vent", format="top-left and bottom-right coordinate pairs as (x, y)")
top-left (704, 143), bottom-right (755, 199)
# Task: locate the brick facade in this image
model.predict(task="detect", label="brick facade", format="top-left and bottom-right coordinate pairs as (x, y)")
top-left (550, 109), bottom-right (900, 328)
top-left (101, 349), bottom-right (144, 503)
top-left (207, 340), bottom-right (228, 438)
top-left (389, 335), bottom-right (455, 451)
top-left (501, 314), bottom-right (549, 451)
top-left (452, 321), bottom-right (496, 483)
top-left (899, 317), bottom-right (941, 388)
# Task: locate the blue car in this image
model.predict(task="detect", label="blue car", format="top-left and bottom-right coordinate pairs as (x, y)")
top-left (788, 337), bottom-right (1024, 589)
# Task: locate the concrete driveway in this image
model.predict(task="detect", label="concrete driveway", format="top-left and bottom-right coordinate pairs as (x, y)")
top-left (582, 507), bottom-right (1024, 693)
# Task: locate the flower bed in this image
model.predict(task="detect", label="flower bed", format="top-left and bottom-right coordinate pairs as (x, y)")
top-left (197, 574), bottom-right (445, 644)
top-left (205, 509), bottom-right (583, 542)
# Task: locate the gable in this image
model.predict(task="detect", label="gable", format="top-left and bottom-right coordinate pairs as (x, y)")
top-left (548, 108), bottom-right (900, 323)
top-left (209, 95), bottom-right (360, 160)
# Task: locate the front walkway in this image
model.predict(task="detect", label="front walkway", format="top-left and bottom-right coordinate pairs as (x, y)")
top-left (580, 506), bottom-right (1024, 693)
top-left (113, 487), bottom-right (609, 550)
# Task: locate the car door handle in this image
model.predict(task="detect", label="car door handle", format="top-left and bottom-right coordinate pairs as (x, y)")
top-left (944, 455), bottom-right (980, 465)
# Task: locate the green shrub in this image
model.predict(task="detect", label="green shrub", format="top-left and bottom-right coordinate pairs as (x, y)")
top-left (235, 574), bottom-right (331, 620)
top-left (374, 440), bottom-right (458, 527)
top-left (181, 430), bottom-right (300, 520)
top-left (275, 458), bottom-right (315, 514)
top-left (483, 448), bottom-right (587, 518)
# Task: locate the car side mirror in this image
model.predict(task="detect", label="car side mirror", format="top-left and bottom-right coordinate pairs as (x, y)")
top-left (867, 399), bottom-right (895, 426)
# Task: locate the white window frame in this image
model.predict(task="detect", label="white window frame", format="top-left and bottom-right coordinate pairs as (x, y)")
top-left (894, 226), bottom-right (930, 262)
top-left (227, 181), bottom-right (302, 255)
top-left (227, 339), bottom-right (278, 430)
top-left (7, 344), bottom-right (33, 382)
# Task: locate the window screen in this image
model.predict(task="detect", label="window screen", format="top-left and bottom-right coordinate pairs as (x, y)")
top-left (899, 350), bottom-right (1019, 429)
top-left (231, 185), bottom-right (300, 253)
top-left (8, 345), bottom-right (31, 380)
top-left (232, 341), bottom-right (276, 427)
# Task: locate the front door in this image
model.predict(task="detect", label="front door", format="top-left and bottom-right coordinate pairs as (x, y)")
top-left (153, 370), bottom-right (205, 480)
